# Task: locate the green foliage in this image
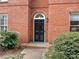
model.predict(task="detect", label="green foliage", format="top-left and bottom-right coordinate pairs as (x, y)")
top-left (0, 31), bottom-right (19, 49)
top-left (5, 54), bottom-right (24, 59)
top-left (44, 32), bottom-right (79, 59)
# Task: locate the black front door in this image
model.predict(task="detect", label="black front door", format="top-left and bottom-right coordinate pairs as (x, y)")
top-left (34, 19), bottom-right (44, 42)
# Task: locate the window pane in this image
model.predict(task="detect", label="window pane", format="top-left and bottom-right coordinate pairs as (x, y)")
top-left (0, 15), bottom-right (7, 26)
top-left (0, 16), bottom-right (3, 25)
top-left (71, 21), bottom-right (79, 25)
top-left (70, 26), bottom-right (79, 32)
top-left (4, 16), bottom-right (7, 25)
top-left (4, 26), bottom-right (7, 31)
top-left (70, 15), bottom-right (79, 21)
top-left (1, 16), bottom-right (4, 25)
top-left (35, 14), bottom-right (44, 18)
top-left (0, 26), bottom-right (4, 31)
top-left (0, 26), bottom-right (7, 32)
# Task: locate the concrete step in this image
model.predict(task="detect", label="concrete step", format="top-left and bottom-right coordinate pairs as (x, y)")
top-left (21, 42), bottom-right (50, 48)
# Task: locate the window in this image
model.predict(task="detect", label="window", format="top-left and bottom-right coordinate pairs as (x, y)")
top-left (0, 14), bottom-right (8, 32)
top-left (70, 12), bottom-right (79, 32)
top-left (35, 14), bottom-right (44, 18)
top-left (34, 13), bottom-right (45, 19)
top-left (0, 0), bottom-right (8, 2)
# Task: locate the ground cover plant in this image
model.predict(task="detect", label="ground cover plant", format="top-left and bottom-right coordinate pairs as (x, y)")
top-left (44, 32), bottom-right (79, 59)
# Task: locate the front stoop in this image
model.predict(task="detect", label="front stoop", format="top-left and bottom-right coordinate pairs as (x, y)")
top-left (21, 42), bottom-right (50, 48)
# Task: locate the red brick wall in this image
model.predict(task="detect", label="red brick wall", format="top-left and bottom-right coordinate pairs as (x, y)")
top-left (1, 0), bottom-right (79, 43)
top-left (31, 0), bottom-right (48, 8)
top-left (0, 0), bottom-right (30, 43)
top-left (8, 6), bottom-right (29, 43)
top-left (9, 0), bottom-right (28, 5)
top-left (9, 0), bottom-right (29, 43)
top-left (48, 1), bottom-right (79, 42)
top-left (49, 0), bottom-right (79, 4)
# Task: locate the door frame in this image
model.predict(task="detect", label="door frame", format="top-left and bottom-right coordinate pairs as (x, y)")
top-left (33, 13), bottom-right (46, 42)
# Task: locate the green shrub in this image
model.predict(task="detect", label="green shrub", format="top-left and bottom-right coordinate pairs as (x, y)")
top-left (44, 32), bottom-right (79, 59)
top-left (0, 31), bottom-right (19, 49)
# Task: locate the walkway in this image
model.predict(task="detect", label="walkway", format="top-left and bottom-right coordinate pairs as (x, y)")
top-left (22, 48), bottom-right (46, 59)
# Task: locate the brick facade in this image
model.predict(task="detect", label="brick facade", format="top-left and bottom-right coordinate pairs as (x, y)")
top-left (1, 0), bottom-right (79, 43)
top-left (48, 0), bottom-right (79, 42)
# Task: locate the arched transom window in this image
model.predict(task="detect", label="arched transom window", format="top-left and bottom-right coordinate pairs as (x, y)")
top-left (34, 13), bottom-right (45, 19)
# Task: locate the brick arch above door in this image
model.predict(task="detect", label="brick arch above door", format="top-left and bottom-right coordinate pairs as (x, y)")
top-left (31, 10), bottom-right (48, 20)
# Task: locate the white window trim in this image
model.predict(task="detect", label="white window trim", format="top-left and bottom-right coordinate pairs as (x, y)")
top-left (0, 0), bottom-right (8, 2)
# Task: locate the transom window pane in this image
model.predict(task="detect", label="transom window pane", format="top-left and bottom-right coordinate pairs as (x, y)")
top-left (0, 14), bottom-right (8, 32)
top-left (34, 13), bottom-right (45, 19)
top-left (70, 13), bottom-right (79, 32)
top-left (35, 14), bottom-right (44, 18)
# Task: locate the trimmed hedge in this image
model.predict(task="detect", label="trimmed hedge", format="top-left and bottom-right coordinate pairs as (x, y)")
top-left (44, 32), bottom-right (79, 59)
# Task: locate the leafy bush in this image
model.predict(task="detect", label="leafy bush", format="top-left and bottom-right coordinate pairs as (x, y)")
top-left (44, 32), bottom-right (79, 59)
top-left (0, 31), bottom-right (19, 49)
